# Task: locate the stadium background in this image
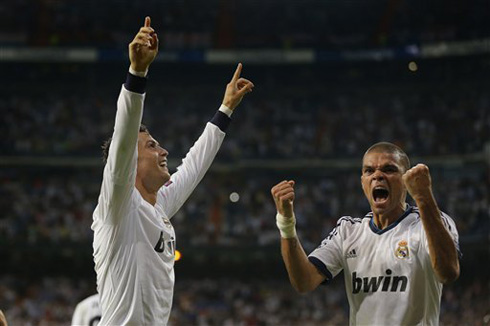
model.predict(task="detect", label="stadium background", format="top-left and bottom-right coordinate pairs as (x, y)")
top-left (0, 0), bottom-right (489, 325)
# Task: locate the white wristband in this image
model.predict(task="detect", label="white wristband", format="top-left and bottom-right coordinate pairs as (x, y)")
top-left (276, 212), bottom-right (297, 239)
top-left (219, 104), bottom-right (233, 117)
top-left (129, 66), bottom-right (148, 77)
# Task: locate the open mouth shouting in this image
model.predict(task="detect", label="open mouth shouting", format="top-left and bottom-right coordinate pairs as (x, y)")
top-left (372, 186), bottom-right (389, 205)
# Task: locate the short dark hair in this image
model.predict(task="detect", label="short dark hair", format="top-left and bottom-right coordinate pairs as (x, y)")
top-left (363, 142), bottom-right (410, 172)
top-left (101, 124), bottom-right (149, 164)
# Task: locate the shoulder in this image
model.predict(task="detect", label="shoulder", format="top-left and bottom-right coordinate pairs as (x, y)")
top-left (327, 215), bottom-right (367, 238)
top-left (439, 210), bottom-right (456, 223)
top-left (439, 210), bottom-right (459, 234)
top-left (335, 215), bottom-right (365, 226)
top-left (411, 207), bottom-right (459, 236)
top-left (411, 206), bottom-right (456, 224)
top-left (404, 206), bottom-right (421, 223)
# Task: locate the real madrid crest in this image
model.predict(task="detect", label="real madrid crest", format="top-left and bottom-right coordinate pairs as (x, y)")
top-left (395, 240), bottom-right (410, 259)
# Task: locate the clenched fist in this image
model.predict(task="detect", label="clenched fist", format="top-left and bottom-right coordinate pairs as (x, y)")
top-left (402, 163), bottom-right (433, 202)
top-left (271, 180), bottom-right (296, 218)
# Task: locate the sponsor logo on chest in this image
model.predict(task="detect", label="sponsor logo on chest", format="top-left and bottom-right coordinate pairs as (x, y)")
top-left (154, 230), bottom-right (176, 256)
top-left (352, 269), bottom-right (408, 294)
top-left (154, 217), bottom-right (175, 256)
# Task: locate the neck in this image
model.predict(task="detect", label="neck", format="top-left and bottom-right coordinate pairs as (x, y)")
top-left (373, 203), bottom-right (407, 230)
top-left (135, 180), bottom-right (159, 206)
top-left (139, 189), bottom-right (157, 205)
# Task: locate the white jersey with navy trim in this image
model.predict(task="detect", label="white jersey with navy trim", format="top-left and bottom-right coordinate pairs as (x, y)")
top-left (71, 294), bottom-right (101, 326)
top-left (92, 80), bottom-right (227, 326)
top-left (308, 206), bottom-right (460, 326)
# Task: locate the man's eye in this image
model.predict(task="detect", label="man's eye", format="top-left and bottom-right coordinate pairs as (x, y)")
top-left (384, 167), bottom-right (398, 173)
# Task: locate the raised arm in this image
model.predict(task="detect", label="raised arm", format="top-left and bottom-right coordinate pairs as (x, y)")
top-left (403, 164), bottom-right (460, 284)
top-left (108, 16), bottom-right (158, 178)
top-left (98, 17), bottom-right (159, 222)
top-left (271, 180), bottom-right (325, 294)
top-left (159, 64), bottom-right (253, 217)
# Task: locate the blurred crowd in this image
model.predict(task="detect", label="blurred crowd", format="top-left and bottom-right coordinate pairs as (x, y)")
top-left (0, 164), bottom-right (488, 248)
top-left (0, 276), bottom-right (488, 326)
top-left (1, 0), bottom-right (488, 49)
top-left (1, 60), bottom-right (489, 249)
top-left (1, 60), bottom-right (489, 248)
top-left (2, 74), bottom-right (489, 160)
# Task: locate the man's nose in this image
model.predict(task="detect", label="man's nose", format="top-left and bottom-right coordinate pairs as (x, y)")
top-left (372, 170), bottom-right (384, 180)
top-left (159, 147), bottom-right (168, 156)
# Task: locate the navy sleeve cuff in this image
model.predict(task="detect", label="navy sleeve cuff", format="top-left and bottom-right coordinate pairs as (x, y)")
top-left (124, 73), bottom-right (147, 94)
top-left (210, 110), bottom-right (231, 132)
top-left (308, 256), bottom-right (333, 285)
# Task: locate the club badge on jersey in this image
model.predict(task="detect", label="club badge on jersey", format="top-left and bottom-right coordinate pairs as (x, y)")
top-left (395, 240), bottom-right (410, 259)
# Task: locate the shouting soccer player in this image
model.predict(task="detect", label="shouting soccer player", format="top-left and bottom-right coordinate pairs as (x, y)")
top-left (92, 17), bottom-right (254, 325)
top-left (271, 142), bottom-right (460, 326)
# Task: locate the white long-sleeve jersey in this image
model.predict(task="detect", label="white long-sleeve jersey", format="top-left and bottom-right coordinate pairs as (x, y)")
top-left (92, 74), bottom-right (230, 326)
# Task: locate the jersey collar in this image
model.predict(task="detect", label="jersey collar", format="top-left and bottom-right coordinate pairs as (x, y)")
top-left (368, 205), bottom-right (413, 235)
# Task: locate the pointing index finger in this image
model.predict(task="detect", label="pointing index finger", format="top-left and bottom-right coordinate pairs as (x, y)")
top-left (231, 63), bottom-right (243, 82)
top-left (145, 16), bottom-right (151, 28)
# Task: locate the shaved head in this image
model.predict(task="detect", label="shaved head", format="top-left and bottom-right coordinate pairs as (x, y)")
top-left (363, 142), bottom-right (410, 172)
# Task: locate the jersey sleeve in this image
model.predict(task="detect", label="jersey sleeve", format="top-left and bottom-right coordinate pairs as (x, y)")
top-left (158, 111), bottom-right (229, 218)
top-left (95, 74), bottom-right (146, 224)
top-left (307, 217), bottom-right (347, 282)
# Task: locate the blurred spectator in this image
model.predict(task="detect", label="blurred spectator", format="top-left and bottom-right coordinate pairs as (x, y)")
top-left (0, 166), bottom-right (487, 247)
top-left (2, 70), bottom-right (489, 159)
top-left (0, 276), bottom-right (487, 326)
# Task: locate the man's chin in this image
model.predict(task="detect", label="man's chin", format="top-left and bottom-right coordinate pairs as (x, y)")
top-left (152, 170), bottom-right (171, 187)
top-left (371, 200), bottom-right (389, 214)
top-left (371, 200), bottom-right (407, 219)
top-left (162, 172), bottom-right (171, 184)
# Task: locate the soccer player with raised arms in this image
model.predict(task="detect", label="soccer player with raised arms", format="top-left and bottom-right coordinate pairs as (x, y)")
top-left (271, 142), bottom-right (460, 325)
top-left (92, 17), bottom-right (253, 325)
